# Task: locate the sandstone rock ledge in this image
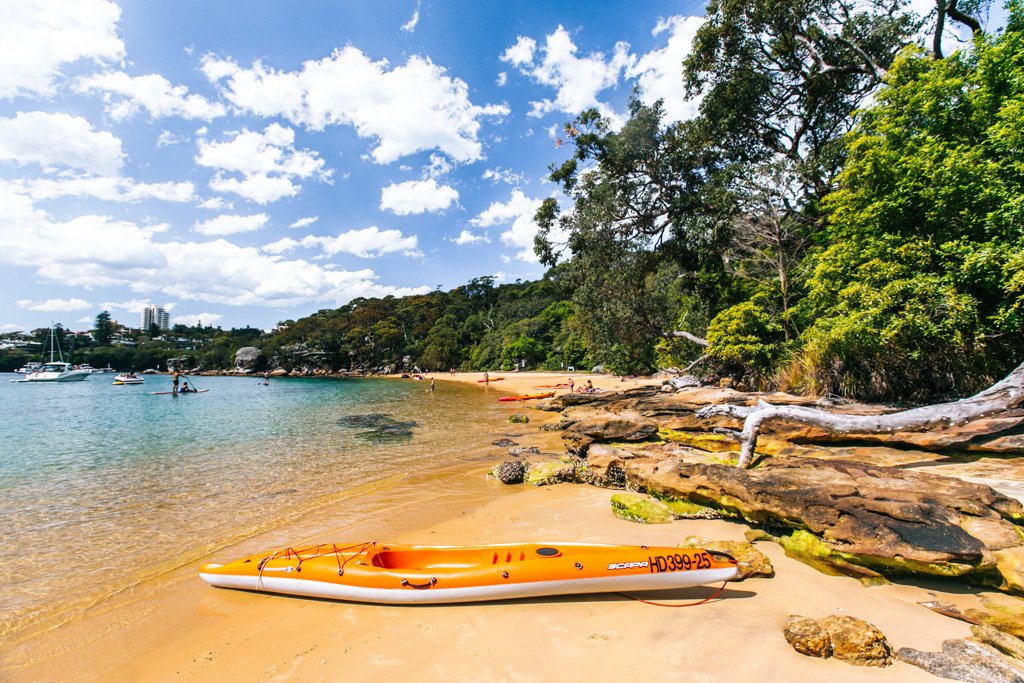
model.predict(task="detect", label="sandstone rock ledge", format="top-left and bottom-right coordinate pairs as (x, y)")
top-left (519, 384), bottom-right (1024, 592)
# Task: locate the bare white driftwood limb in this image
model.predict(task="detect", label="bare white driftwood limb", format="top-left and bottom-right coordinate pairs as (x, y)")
top-left (696, 361), bottom-right (1024, 468)
top-left (683, 354), bottom-right (709, 373)
top-left (670, 330), bottom-right (709, 346)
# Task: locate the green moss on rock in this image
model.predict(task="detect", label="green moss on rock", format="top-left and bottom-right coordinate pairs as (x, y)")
top-left (657, 429), bottom-right (738, 453)
top-left (779, 530), bottom-right (975, 579)
top-left (610, 493), bottom-right (673, 524)
top-left (524, 460), bottom-right (574, 486)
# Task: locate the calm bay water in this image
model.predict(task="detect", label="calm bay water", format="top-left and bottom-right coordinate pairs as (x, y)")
top-left (0, 374), bottom-right (511, 639)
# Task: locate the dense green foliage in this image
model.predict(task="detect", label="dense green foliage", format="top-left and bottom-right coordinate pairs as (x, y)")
top-left (795, 21), bottom-right (1024, 399)
top-left (536, 0), bottom-right (1021, 401)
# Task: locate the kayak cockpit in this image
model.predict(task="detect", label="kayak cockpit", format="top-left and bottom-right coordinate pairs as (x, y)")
top-left (368, 545), bottom-right (564, 570)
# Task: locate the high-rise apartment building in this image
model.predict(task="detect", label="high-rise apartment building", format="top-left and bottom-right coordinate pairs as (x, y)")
top-left (141, 306), bottom-right (170, 331)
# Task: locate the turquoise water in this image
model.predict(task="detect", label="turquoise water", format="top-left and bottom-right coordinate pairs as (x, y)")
top-left (0, 374), bottom-right (511, 639)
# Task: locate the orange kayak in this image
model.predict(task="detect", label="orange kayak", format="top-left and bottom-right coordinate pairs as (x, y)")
top-left (498, 392), bottom-right (555, 402)
top-left (199, 542), bottom-right (737, 604)
top-left (478, 376), bottom-right (505, 382)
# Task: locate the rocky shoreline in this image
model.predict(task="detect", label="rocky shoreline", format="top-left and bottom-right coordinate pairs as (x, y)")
top-left (491, 382), bottom-right (1024, 589)
top-left (481, 377), bottom-right (1024, 676)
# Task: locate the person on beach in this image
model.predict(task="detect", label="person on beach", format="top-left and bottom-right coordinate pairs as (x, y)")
top-left (172, 369), bottom-right (179, 394)
top-left (429, 377), bottom-right (435, 393)
top-left (483, 371), bottom-right (489, 384)
top-left (568, 378), bottom-right (574, 394)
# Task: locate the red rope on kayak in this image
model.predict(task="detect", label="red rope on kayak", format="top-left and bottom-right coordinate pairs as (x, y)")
top-left (619, 579), bottom-right (730, 607)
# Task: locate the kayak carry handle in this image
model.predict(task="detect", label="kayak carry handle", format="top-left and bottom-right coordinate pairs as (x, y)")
top-left (401, 577), bottom-right (437, 589)
top-left (708, 550), bottom-right (737, 563)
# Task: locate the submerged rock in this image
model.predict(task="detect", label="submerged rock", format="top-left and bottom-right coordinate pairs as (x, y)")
top-left (336, 413), bottom-right (417, 442)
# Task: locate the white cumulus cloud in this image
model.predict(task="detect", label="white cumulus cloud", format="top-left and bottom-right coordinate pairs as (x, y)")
top-left (625, 16), bottom-right (703, 123)
top-left (289, 216), bottom-right (318, 229)
top-left (0, 0), bottom-right (124, 99)
top-left (17, 297), bottom-right (93, 312)
top-left (0, 112), bottom-right (124, 175)
top-left (501, 26), bottom-right (630, 120)
top-left (1, 176), bottom-right (194, 203)
top-left (194, 213), bottom-right (269, 236)
top-left (0, 187), bottom-right (429, 309)
top-left (316, 227), bottom-right (421, 258)
top-left (452, 230), bottom-right (489, 245)
top-left (196, 123), bottom-right (330, 204)
top-left (201, 47), bottom-right (509, 164)
top-left (380, 179), bottom-right (458, 215)
top-left (471, 189), bottom-right (545, 263)
top-left (75, 71), bottom-right (227, 121)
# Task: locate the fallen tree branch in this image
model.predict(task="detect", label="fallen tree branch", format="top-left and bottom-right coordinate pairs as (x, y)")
top-left (682, 354), bottom-right (709, 373)
top-left (670, 330), bottom-right (708, 346)
top-left (697, 361), bottom-right (1024, 468)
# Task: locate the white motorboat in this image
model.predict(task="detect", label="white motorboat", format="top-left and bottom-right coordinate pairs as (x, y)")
top-left (113, 373), bottom-right (144, 385)
top-left (12, 327), bottom-right (90, 383)
top-left (16, 361), bottom-right (91, 382)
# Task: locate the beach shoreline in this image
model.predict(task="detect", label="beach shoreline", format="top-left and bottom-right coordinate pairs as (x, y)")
top-left (0, 371), bottom-right (1001, 681)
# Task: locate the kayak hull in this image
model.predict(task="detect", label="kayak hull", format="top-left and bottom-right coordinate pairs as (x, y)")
top-left (498, 392), bottom-right (555, 402)
top-left (149, 389), bottom-right (209, 395)
top-left (199, 542), bottom-right (737, 605)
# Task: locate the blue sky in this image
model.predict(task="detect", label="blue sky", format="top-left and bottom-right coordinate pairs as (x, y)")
top-left (0, 1), bottom-right (993, 333)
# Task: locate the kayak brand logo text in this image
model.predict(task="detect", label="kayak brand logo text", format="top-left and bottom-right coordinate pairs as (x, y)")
top-left (607, 561), bottom-right (649, 570)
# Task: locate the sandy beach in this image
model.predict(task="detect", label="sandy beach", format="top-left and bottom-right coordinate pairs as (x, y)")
top-left (0, 372), bottom-right (1002, 681)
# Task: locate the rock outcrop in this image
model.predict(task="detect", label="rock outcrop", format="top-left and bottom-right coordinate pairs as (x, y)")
top-left (588, 453), bottom-right (1024, 587)
top-left (234, 346), bottom-right (262, 372)
top-left (784, 615), bottom-right (892, 666)
top-left (507, 381), bottom-right (1024, 591)
top-left (897, 639), bottom-right (1024, 681)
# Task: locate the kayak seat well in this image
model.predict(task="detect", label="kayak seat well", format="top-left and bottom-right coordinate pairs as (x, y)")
top-left (370, 547), bottom-right (535, 569)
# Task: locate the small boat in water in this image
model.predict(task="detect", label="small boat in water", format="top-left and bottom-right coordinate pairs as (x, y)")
top-left (14, 361), bottom-right (91, 382)
top-left (199, 541), bottom-right (737, 605)
top-left (11, 326), bottom-right (90, 383)
top-left (113, 373), bottom-right (144, 385)
top-left (498, 392), bottom-right (555, 402)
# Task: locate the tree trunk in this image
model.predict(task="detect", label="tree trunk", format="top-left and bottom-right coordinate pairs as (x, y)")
top-left (697, 361), bottom-right (1024, 468)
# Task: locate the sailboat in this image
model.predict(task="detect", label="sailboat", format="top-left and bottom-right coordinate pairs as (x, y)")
top-left (12, 326), bottom-right (90, 383)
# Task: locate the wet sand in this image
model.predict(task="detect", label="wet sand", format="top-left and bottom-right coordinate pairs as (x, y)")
top-left (0, 371), bottom-right (1002, 681)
